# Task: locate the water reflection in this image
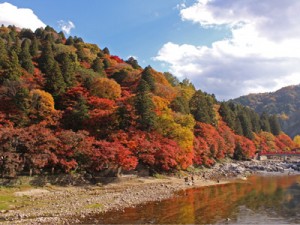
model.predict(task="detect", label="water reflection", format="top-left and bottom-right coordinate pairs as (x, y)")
top-left (87, 175), bottom-right (300, 224)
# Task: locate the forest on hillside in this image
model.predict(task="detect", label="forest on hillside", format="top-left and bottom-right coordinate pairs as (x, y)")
top-left (232, 85), bottom-right (300, 138)
top-left (0, 25), bottom-right (297, 178)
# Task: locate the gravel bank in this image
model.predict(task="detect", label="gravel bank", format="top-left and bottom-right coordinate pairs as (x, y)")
top-left (1, 160), bottom-right (299, 224)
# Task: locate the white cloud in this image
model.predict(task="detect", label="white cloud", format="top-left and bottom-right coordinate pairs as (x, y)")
top-left (58, 20), bottom-right (75, 35)
top-left (0, 2), bottom-right (45, 31)
top-left (154, 0), bottom-right (300, 100)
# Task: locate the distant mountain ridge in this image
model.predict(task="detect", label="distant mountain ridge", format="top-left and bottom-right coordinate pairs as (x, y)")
top-left (232, 84), bottom-right (300, 137)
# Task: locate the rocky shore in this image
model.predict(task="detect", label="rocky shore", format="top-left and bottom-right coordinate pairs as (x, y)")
top-left (1, 159), bottom-right (300, 224)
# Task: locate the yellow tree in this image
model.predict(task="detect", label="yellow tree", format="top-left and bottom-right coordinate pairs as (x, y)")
top-left (90, 77), bottom-right (121, 100)
top-left (28, 89), bottom-right (56, 122)
top-left (293, 135), bottom-right (300, 147)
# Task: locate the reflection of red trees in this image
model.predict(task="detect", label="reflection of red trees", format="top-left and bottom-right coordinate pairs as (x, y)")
top-left (98, 176), bottom-right (300, 224)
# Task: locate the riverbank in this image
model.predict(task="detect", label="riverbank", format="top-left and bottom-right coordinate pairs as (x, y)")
top-left (0, 160), bottom-right (300, 224)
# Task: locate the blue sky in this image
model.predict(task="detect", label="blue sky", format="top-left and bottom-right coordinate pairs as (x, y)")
top-left (1, 0), bottom-right (300, 100)
top-left (0, 0), bottom-right (226, 68)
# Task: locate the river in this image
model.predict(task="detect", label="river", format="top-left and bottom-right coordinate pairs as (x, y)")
top-left (84, 174), bottom-right (300, 224)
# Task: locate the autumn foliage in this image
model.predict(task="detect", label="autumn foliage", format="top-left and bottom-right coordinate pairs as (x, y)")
top-left (0, 25), bottom-right (297, 178)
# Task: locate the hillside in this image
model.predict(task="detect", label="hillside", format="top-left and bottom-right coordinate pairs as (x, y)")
top-left (232, 84), bottom-right (300, 137)
top-left (0, 25), bottom-right (296, 178)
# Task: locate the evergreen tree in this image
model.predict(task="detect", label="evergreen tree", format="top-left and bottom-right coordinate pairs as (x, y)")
top-left (3, 34), bottom-right (13, 50)
top-left (117, 105), bottom-right (132, 130)
top-left (126, 57), bottom-right (141, 69)
top-left (14, 86), bottom-right (30, 113)
top-left (219, 102), bottom-right (236, 129)
top-left (75, 44), bottom-right (86, 62)
top-left (260, 112), bottom-right (271, 132)
top-left (9, 27), bottom-right (17, 42)
top-left (44, 61), bottom-right (66, 98)
top-left (34, 28), bottom-right (44, 39)
top-left (103, 47), bottom-right (110, 55)
top-left (269, 115), bottom-right (281, 135)
top-left (135, 79), bottom-right (156, 131)
top-left (64, 96), bottom-right (89, 131)
top-left (39, 41), bottom-right (55, 73)
top-left (103, 58), bottom-right (111, 69)
top-left (181, 78), bottom-right (196, 90)
top-left (20, 29), bottom-right (34, 39)
top-left (111, 69), bottom-right (128, 84)
top-left (249, 111), bottom-right (261, 133)
top-left (233, 143), bottom-right (244, 160)
top-left (45, 25), bottom-right (55, 32)
top-left (0, 38), bottom-right (9, 69)
top-left (234, 118), bottom-right (244, 135)
top-left (66, 36), bottom-right (74, 45)
top-left (12, 36), bottom-right (21, 55)
top-left (170, 95), bottom-right (190, 114)
top-left (189, 90), bottom-right (216, 125)
top-left (73, 36), bottom-right (83, 43)
top-left (30, 37), bottom-right (39, 57)
top-left (58, 31), bottom-right (65, 40)
top-left (56, 53), bottom-right (76, 87)
top-left (19, 39), bottom-right (34, 73)
top-left (163, 72), bottom-right (179, 87)
top-left (4, 50), bottom-right (22, 81)
top-left (44, 33), bottom-right (54, 42)
top-left (91, 57), bottom-right (104, 74)
top-left (141, 66), bottom-right (155, 92)
top-left (238, 111), bottom-right (254, 140)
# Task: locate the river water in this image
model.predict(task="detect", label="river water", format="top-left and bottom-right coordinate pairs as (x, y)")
top-left (87, 175), bottom-right (300, 224)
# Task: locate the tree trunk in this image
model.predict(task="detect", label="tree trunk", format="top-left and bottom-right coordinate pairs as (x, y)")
top-left (116, 167), bottom-right (122, 177)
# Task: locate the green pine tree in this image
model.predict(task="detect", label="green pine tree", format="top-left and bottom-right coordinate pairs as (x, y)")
top-left (39, 41), bottom-right (55, 73)
top-left (126, 57), bottom-right (141, 69)
top-left (12, 36), bottom-right (21, 55)
top-left (238, 111), bottom-right (254, 140)
top-left (269, 115), bottom-right (281, 135)
top-left (189, 90), bottom-right (216, 125)
top-left (260, 112), bottom-right (271, 132)
top-left (135, 79), bottom-right (156, 131)
top-left (91, 57), bottom-right (105, 74)
top-left (56, 53), bottom-right (76, 87)
top-left (219, 102), bottom-right (236, 130)
top-left (4, 50), bottom-right (22, 81)
top-left (19, 39), bottom-right (34, 73)
top-left (45, 61), bottom-right (66, 98)
top-left (30, 37), bottom-right (39, 57)
top-left (170, 95), bottom-right (190, 114)
top-left (141, 66), bottom-right (155, 92)
top-left (64, 96), bottom-right (89, 131)
top-left (0, 38), bottom-right (9, 69)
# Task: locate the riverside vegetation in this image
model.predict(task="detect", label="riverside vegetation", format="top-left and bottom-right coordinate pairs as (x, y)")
top-left (1, 159), bottom-right (300, 224)
top-left (0, 25), bottom-right (299, 223)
